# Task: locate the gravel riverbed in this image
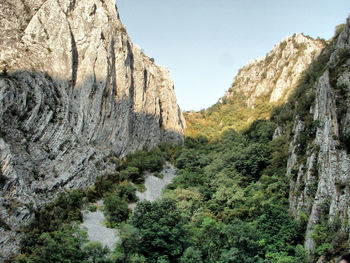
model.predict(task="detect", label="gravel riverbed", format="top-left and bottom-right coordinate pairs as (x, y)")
top-left (81, 163), bottom-right (177, 250)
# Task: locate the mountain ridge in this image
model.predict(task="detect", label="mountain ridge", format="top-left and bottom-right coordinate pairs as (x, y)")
top-left (185, 33), bottom-right (325, 137)
top-left (184, 18), bottom-right (350, 262)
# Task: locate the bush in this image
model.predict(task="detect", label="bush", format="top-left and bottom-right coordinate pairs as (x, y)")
top-left (243, 119), bottom-right (277, 144)
top-left (120, 166), bottom-right (141, 183)
top-left (129, 199), bottom-right (188, 263)
top-left (15, 226), bottom-right (111, 263)
top-left (153, 171), bottom-right (164, 179)
top-left (88, 205), bottom-right (97, 212)
top-left (104, 195), bottom-right (130, 227)
top-left (310, 217), bottom-right (348, 259)
top-left (91, 173), bottom-right (120, 200)
top-left (116, 182), bottom-right (138, 202)
top-left (175, 148), bottom-right (200, 170)
top-left (121, 147), bottom-right (166, 177)
top-left (179, 247), bottom-right (203, 263)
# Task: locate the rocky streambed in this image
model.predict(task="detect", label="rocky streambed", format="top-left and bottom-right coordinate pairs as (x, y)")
top-left (133, 163), bottom-right (177, 204)
top-left (80, 163), bottom-right (177, 250)
top-left (80, 200), bottom-right (119, 250)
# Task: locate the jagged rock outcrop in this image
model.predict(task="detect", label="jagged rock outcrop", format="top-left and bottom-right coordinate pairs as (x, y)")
top-left (286, 19), bottom-right (350, 260)
top-left (0, 0), bottom-right (185, 260)
top-left (222, 33), bottom-right (325, 107)
top-left (185, 34), bottom-right (324, 137)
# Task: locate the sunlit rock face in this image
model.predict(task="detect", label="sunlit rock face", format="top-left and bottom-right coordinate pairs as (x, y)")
top-left (0, 0), bottom-right (185, 259)
top-left (181, 33), bottom-right (326, 135)
top-left (221, 33), bottom-right (324, 107)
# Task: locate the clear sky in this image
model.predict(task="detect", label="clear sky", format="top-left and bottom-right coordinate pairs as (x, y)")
top-left (117, 0), bottom-right (350, 111)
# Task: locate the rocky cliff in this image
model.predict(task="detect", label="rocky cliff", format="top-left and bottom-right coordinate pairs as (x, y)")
top-left (281, 20), bottom-right (350, 261)
top-left (0, 0), bottom-right (185, 259)
top-left (222, 33), bottom-right (325, 108)
top-left (185, 33), bottom-right (325, 137)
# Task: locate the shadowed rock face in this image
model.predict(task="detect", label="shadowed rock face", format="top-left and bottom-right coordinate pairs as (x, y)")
top-left (286, 19), bottom-right (350, 258)
top-left (0, 0), bottom-right (185, 259)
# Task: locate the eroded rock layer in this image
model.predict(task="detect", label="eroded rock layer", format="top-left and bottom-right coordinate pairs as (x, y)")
top-left (0, 0), bottom-right (185, 259)
top-left (285, 20), bottom-right (350, 258)
top-left (222, 33), bottom-right (325, 107)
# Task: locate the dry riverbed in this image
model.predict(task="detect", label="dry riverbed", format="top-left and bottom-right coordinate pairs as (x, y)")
top-left (80, 163), bottom-right (177, 250)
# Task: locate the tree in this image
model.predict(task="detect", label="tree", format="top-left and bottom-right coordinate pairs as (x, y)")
top-left (129, 199), bottom-right (188, 263)
top-left (104, 195), bottom-right (130, 226)
top-left (179, 247), bottom-right (203, 263)
top-left (116, 223), bottom-right (141, 263)
top-left (83, 242), bottom-right (110, 263)
top-left (192, 217), bottom-right (225, 262)
top-left (15, 226), bottom-right (88, 263)
top-left (120, 167), bottom-right (140, 183)
top-left (116, 182), bottom-right (138, 202)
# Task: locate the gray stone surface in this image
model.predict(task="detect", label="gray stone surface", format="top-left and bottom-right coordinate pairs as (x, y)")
top-left (286, 18), bottom-right (350, 256)
top-left (220, 33), bottom-right (324, 107)
top-left (81, 206), bottom-right (119, 251)
top-left (0, 0), bottom-right (185, 260)
top-left (135, 163), bottom-right (177, 203)
top-left (81, 164), bottom-right (177, 251)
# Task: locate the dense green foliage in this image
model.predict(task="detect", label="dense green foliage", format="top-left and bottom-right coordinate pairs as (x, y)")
top-left (14, 123), bottom-right (308, 263)
top-left (184, 90), bottom-right (277, 139)
top-left (10, 23), bottom-right (350, 263)
top-left (161, 122), bottom-right (307, 263)
top-left (128, 199), bottom-right (188, 263)
top-left (108, 120), bottom-right (308, 262)
top-left (12, 144), bottom-right (176, 263)
top-left (20, 189), bottom-right (85, 252)
top-left (310, 217), bottom-right (349, 259)
top-left (104, 195), bottom-right (130, 227)
top-left (14, 190), bottom-right (111, 263)
top-left (15, 227), bottom-right (111, 263)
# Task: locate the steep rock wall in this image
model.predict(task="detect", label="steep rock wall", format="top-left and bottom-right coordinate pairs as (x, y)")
top-left (0, 0), bottom-right (185, 259)
top-left (185, 34), bottom-right (324, 136)
top-left (286, 20), bottom-right (350, 260)
top-left (222, 33), bottom-right (325, 108)
top-left (222, 33), bottom-right (324, 107)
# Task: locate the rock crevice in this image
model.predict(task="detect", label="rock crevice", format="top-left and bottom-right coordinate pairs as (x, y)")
top-left (286, 19), bottom-right (350, 257)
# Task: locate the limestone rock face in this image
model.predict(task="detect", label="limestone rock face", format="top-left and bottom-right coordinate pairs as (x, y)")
top-left (286, 20), bottom-right (350, 257)
top-left (0, 0), bottom-right (185, 259)
top-left (221, 33), bottom-right (325, 107)
top-left (184, 34), bottom-right (325, 137)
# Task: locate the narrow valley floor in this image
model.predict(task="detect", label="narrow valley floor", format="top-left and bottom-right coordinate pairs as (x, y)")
top-left (80, 163), bottom-right (177, 250)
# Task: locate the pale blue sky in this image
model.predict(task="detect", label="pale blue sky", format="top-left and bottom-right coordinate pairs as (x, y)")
top-left (117, 0), bottom-right (350, 111)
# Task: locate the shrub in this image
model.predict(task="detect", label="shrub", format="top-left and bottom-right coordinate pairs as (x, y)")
top-left (243, 119), bottom-right (277, 144)
top-left (116, 182), bottom-right (138, 202)
top-left (153, 171), bottom-right (164, 179)
top-left (129, 199), bottom-right (188, 263)
top-left (104, 195), bottom-right (130, 227)
top-left (88, 205), bottom-right (97, 212)
top-left (311, 217), bottom-right (348, 260)
top-left (179, 247), bottom-right (203, 263)
top-left (120, 166), bottom-right (141, 183)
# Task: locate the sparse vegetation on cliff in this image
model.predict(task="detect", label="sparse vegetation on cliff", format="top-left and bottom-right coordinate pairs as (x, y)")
top-left (2, 0), bottom-right (349, 261)
top-left (185, 34), bottom-right (324, 139)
